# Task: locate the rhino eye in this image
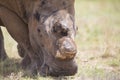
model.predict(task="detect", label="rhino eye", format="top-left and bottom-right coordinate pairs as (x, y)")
top-left (34, 11), bottom-right (40, 21)
top-left (60, 29), bottom-right (68, 36)
top-left (53, 23), bottom-right (68, 37)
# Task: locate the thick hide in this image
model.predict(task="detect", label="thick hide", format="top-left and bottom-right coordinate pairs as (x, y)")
top-left (0, 0), bottom-right (77, 77)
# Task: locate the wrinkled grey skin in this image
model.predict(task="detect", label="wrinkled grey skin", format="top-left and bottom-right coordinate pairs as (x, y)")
top-left (0, 0), bottom-right (77, 76)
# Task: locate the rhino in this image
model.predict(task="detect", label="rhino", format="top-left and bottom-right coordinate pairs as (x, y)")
top-left (0, 0), bottom-right (77, 76)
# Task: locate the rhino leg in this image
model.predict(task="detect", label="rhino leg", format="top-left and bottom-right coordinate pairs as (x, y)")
top-left (17, 44), bottom-right (25, 58)
top-left (0, 18), bottom-right (4, 26)
top-left (0, 26), bottom-right (8, 61)
top-left (0, 6), bottom-right (40, 73)
top-left (17, 44), bottom-right (31, 69)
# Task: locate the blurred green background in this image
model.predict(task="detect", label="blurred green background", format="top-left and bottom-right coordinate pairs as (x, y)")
top-left (74, 0), bottom-right (120, 79)
top-left (0, 0), bottom-right (120, 80)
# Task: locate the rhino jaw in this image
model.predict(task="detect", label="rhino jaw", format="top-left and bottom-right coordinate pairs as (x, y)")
top-left (39, 59), bottom-right (78, 77)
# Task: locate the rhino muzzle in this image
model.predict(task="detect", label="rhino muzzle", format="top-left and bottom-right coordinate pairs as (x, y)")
top-left (39, 60), bottom-right (78, 77)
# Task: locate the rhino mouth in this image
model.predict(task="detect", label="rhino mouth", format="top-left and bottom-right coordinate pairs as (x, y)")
top-left (39, 59), bottom-right (77, 77)
top-left (48, 65), bottom-right (77, 77)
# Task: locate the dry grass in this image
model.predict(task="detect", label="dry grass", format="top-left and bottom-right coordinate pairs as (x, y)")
top-left (0, 0), bottom-right (120, 80)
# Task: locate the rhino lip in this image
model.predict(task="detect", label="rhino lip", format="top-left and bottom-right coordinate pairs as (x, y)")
top-left (40, 64), bottom-right (77, 77)
top-left (47, 61), bottom-right (78, 77)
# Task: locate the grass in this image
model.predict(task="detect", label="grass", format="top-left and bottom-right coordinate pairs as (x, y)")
top-left (0, 0), bottom-right (120, 80)
top-left (107, 59), bottom-right (120, 67)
